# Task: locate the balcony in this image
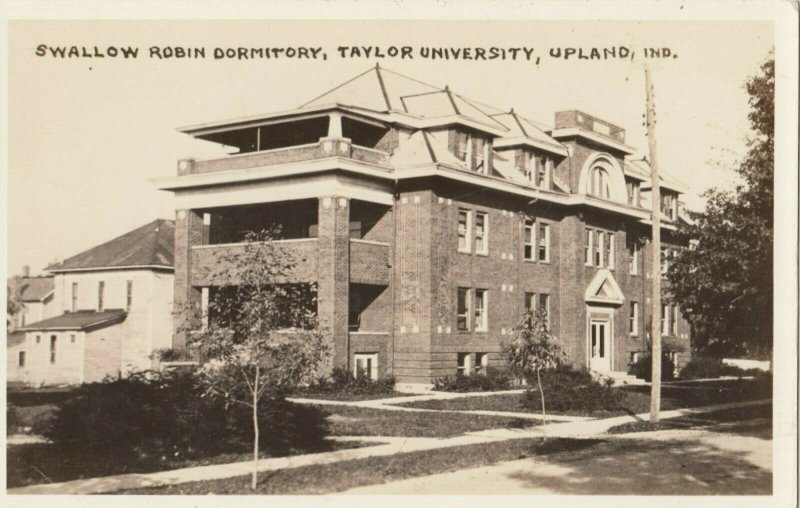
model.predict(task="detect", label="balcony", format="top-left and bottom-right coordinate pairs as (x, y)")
top-left (190, 238), bottom-right (319, 286)
top-left (349, 239), bottom-right (391, 285)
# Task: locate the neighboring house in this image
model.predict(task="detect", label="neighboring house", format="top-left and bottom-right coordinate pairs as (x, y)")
top-left (156, 65), bottom-right (692, 386)
top-left (7, 271), bottom-right (56, 331)
top-left (10, 220), bottom-right (175, 386)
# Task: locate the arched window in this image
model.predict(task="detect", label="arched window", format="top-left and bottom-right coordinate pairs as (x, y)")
top-left (589, 166), bottom-right (611, 199)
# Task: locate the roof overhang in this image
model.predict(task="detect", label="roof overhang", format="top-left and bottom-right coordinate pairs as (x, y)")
top-left (492, 136), bottom-right (569, 157)
top-left (549, 127), bottom-right (636, 155)
top-left (48, 265), bottom-right (174, 274)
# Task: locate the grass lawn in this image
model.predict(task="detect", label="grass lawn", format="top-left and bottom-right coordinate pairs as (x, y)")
top-left (322, 405), bottom-right (538, 437)
top-left (606, 403), bottom-right (773, 438)
top-left (391, 378), bottom-right (772, 418)
top-left (290, 391), bottom-right (417, 401)
top-left (7, 439), bottom-right (369, 489)
top-left (121, 437), bottom-right (602, 495)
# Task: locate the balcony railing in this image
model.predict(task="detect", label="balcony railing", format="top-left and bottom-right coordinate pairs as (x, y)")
top-left (350, 239), bottom-right (391, 285)
top-left (184, 138), bottom-right (391, 176)
top-left (190, 238), bottom-right (319, 285)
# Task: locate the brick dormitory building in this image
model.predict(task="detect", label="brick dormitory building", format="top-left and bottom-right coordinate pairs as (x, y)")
top-left (155, 65), bottom-right (692, 386)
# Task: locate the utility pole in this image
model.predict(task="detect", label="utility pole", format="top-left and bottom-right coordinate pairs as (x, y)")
top-left (644, 64), bottom-right (662, 423)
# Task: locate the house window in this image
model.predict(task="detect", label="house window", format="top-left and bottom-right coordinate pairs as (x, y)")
top-left (606, 233), bottom-right (615, 269)
top-left (474, 137), bottom-right (487, 174)
top-left (475, 212), bottom-right (488, 255)
top-left (589, 166), bottom-right (611, 199)
top-left (671, 305), bottom-right (679, 336)
top-left (543, 158), bottom-right (554, 189)
top-left (661, 193), bottom-right (676, 220)
top-left (595, 231), bottom-right (604, 266)
top-left (519, 151), bottom-right (534, 182)
top-left (18, 351), bottom-right (25, 367)
top-left (660, 247), bottom-right (670, 278)
top-left (126, 280), bottom-right (133, 311)
top-left (538, 294), bottom-right (550, 326)
top-left (627, 181), bottom-right (641, 207)
top-left (474, 353), bottom-right (489, 374)
top-left (457, 352), bottom-right (472, 377)
top-left (71, 282), bottom-right (78, 312)
top-left (628, 239), bottom-right (640, 275)
top-left (524, 219), bottom-right (535, 260)
top-left (50, 335), bottom-right (57, 364)
top-left (630, 302), bottom-right (639, 336)
top-left (661, 303), bottom-right (670, 335)
top-left (353, 353), bottom-right (378, 380)
top-left (36, 335), bottom-right (41, 344)
top-left (585, 229), bottom-right (594, 266)
top-left (538, 224), bottom-right (550, 262)
top-left (98, 281), bottom-right (105, 311)
top-left (458, 209), bottom-right (471, 253)
top-left (524, 292), bottom-right (535, 311)
top-left (455, 131), bottom-right (471, 162)
top-left (20, 314), bottom-right (26, 326)
top-left (70, 334), bottom-right (76, 344)
top-left (457, 287), bottom-right (470, 331)
top-left (474, 289), bottom-right (487, 331)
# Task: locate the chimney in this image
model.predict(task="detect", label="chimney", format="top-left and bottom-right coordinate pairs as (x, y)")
top-left (22, 265), bottom-right (30, 277)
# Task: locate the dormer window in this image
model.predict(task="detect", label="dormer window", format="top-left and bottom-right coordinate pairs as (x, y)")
top-left (518, 151), bottom-right (552, 189)
top-left (474, 137), bottom-right (487, 174)
top-left (455, 131), bottom-right (471, 162)
top-left (626, 180), bottom-right (641, 207)
top-left (661, 193), bottom-right (677, 220)
top-left (589, 166), bottom-right (611, 199)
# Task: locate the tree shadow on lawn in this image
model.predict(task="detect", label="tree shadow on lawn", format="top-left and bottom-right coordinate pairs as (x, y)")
top-left (506, 437), bottom-right (772, 495)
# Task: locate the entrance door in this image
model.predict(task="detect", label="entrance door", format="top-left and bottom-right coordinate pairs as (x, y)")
top-left (589, 319), bottom-right (612, 372)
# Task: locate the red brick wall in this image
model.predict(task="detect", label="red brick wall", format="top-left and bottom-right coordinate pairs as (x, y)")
top-left (317, 197), bottom-right (351, 370)
top-left (173, 209), bottom-right (203, 350)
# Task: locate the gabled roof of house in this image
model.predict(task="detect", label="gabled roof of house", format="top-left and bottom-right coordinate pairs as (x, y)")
top-left (17, 276), bottom-right (55, 302)
top-left (7, 331), bottom-right (26, 348)
top-left (46, 219), bottom-right (174, 273)
top-left (18, 310), bottom-right (127, 332)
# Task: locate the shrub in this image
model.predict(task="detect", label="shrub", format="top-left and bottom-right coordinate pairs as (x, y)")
top-left (432, 368), bottom-right (511, 392)
top-left (631, 354), bottom-right (675, 382)
top-left (521, 365), bottom-right (624, 413)
top-left (302, 367), bottom-right (395, 397)
top-left (679, 357), bottom-right (725, 379)
top-left (38, 369), bottom-right (328, 460)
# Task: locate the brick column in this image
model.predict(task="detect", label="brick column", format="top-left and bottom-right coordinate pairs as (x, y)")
top-left (317, 196), bottom-right (350, 370)
top-left (558, 215), bottom-right (587, 367)
top-left (173, 209), bottom-right (203, 351)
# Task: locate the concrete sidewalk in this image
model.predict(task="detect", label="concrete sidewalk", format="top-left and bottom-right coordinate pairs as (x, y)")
top-left (7, 398), bottom-right (770, 495)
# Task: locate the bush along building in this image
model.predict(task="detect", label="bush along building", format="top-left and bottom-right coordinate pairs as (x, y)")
top-left (10, 220), bottom-right (175, 386)
top-left (155, 65), bottom-right (692, 387)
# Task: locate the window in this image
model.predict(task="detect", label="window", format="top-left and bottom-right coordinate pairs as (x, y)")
top-left (589, 166), bottom-right (611, 199)
top-left (538, 224), bottom-right (550, 262)
top-left (353, 353), bottom-right (378, 380)
top-left (36, 335), bottom-right (41, 344)
top-left (71, 282), bottom-right (78, 312)
top-left (630, 302), bottom-right (639, 335)
top-left (661, 303), bottom-right (670, 335)
top-left (474, 289), bottom-right (487, 331)
top-left (595, 231), bottom-right (604, 266)
top-left (671, 305), bottom-right (679, 336)
top-left (628, 239), bottom-right (640, 275)
top-left (474, 137), bottom-right (487, 174)
top-left (70, 334), bottom-right (76, 344)
top-left (524, 292), bottom-right (535, 311)
top-left (458, 209), bottom-right (471, 253)
top-left (457, 353), bottom-right (472, 377)
top-left (627, 181), bottom-right (641, 207)
top-left (475, 212), bottom-right (488, 255)
top-left (455, 131), bottom-right (470, 162)
top-left (457, 287), bottom-right (470, 331)
top-left (18, 351), bottom-right (25, 367)
top-left (519, 151), bottom-right (534, 182)
top-left (97, 281), bottom-right (105, 311)
top-left (538, 293), bottom-right (550, 326)
top-left (585, 229), bottom-right (594, 266)
top-left (535, 156), bottom-right (546, 187)
top-left (661, 193), bottom-right (676, 220)
top-left (606, 233), bottom-right (615, 269)
top-left (126, 280), bottom-right (133, 311)
top-left (474, 353), bottom-right (489, 374)
top-left (660, 247), bottom-right (670, 278)
top-left (50, 335), bottom-right (57, 364)
top-left (524, 219), bottom-right (535, 260)
top-left (348, 291), bottom-right (363, 331)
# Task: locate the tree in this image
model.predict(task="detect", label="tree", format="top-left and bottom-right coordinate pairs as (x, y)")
top-left (183, 229), bottom-right (329, 490)
top-left (669, 55), bottom-right (774, 359)
top-left (503, 308), bottom-right (566, 436)
top-left (7, 275), bottom-right (25, 331)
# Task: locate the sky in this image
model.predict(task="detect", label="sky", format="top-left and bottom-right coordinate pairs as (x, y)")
top-left (6, 19), bottom-right (773, 276)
